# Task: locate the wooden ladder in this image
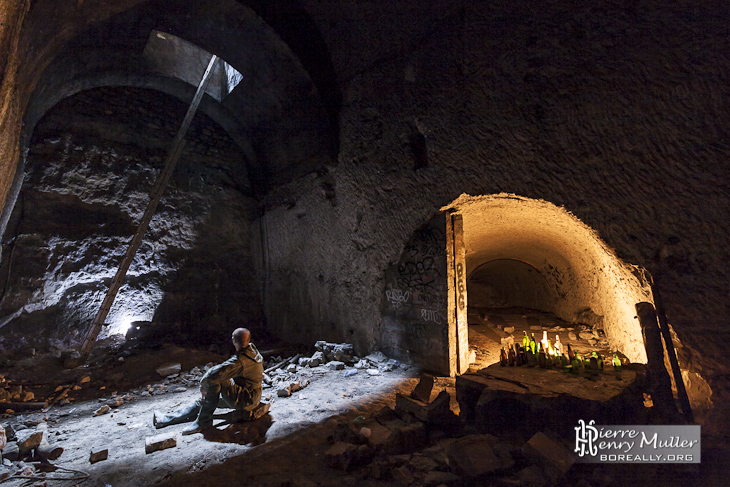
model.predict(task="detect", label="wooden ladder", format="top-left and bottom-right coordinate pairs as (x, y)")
top-left (80, 55), bottom-right (219, 358)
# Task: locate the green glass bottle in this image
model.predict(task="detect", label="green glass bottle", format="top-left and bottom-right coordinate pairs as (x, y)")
top-left (570, 356), bottom-right (581, 374)
top-left (500, 347), bottom-right (507, 366)
top-left (538, 342), bottom-right (546, 368)
top-left (612, 353), bottom-right (622, 372)
top-left (523, 331), bottom-right (529, 350)
top-left (530, 334), bottom-right (537, 355)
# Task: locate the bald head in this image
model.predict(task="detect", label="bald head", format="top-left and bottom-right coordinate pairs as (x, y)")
top-left (232, 328), bottom-right (250, 351)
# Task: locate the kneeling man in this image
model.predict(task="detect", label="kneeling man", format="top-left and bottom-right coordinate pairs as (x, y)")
top-left (154, 327), bottom-right (265, 435)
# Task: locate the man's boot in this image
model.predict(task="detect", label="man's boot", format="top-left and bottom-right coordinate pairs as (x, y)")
top-left (182, 393), bottom-right (219, 435)
top-left (153, 401), bottom-right (200, 429)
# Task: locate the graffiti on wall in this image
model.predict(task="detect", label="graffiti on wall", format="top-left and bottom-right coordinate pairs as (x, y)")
top-left (381, 215), bottom-right (448, 364)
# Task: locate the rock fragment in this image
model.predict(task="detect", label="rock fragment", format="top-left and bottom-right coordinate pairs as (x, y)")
top-left (89, 447), bottom-right (108, 463)
top-left (144, 432), bottom-right (177, 454)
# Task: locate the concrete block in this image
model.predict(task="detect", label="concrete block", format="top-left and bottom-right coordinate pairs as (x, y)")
top-left (310, 351), bottom-right (325, 366)
top-left (410, 375), bottom-right (434, 402)
top-left (277, 385), bottom-right (291, 397)
top-left (395, 390), bottom-right (451, 424)
top-left (286, 363), bottom-right (298, 373)
top-left (145, 432), bottom-right (177, 454)
top-left (522, 431), bottom-right (574, 475)
top-left (156, 363), bottom-right (181, 377)
top-left (89, 448), bottom-right (108, 463)
top-left (325, 361), bottom-right (345, 371)
top-left (16, 429), bottom-right (44, 455)
top-left (298, 357), bottom-right (312, 367)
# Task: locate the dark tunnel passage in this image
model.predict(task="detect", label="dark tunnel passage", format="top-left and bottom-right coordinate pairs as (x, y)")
top-left (467, 258), bottom-right (556, 313)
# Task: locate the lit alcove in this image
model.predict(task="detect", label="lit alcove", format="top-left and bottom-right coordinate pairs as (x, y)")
top-left (443, 193), bottom-right (652, 367)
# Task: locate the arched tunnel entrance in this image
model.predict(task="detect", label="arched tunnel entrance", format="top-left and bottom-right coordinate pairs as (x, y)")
top-left (382, 193), bottom-right (652, 376)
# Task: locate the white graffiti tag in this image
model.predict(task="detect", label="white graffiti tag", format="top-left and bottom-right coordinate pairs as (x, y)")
top-left (386, 288), bottom-right (411, 310)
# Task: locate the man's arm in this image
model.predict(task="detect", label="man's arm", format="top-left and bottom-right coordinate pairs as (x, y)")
top-left (200, 355), bottom-right (243, 389)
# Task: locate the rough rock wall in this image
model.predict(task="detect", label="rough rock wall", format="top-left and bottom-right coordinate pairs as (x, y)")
top-left (262, 0), bottom-right (729, 375)
top-left (0, 87), bottom-right (262, 350)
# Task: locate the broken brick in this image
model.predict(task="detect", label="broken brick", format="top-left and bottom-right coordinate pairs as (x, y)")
top-left (325, 361), bottom-right (345, 371)
top-left (89, 448), bottom-right (108, 463)
top-left (89, 448), bottom-right (109, 463)
top-left (93, 405), bottom-right (111, 416)
top-left (145, 432), bottom-right (177, 454)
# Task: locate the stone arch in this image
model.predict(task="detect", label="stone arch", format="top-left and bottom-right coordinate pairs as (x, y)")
top-left (444, 193), bottom-right (652, 364)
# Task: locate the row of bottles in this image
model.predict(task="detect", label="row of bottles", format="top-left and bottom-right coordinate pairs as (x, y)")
top-left (500, 332), bottom-right (623, 375)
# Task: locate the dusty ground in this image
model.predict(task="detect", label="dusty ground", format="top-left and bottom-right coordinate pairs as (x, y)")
top-left (0, 341), bottom-right (441, 487)
top-left (1, 309), bottom-right (727, 487)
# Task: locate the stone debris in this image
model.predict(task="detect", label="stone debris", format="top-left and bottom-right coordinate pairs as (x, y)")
top-left (89, 447), bottom-right (108, 463)
top-left (410, 375), bottom-right (434, 403)
top-left (324, 441), bottom-right (359, 470)
top-left (522, 431), bottom-right (575, 475)
top-left (325, 361), bottom-right (345, 371)
top-left (365, 351), bottom-right (387, 363)
top-left (15, 429), bottom-right (44, 455)
top-left (395, 390), bottom-right (452, 424)
top-left (145, 432), bottom-right (177, 454)
top-left (93, 405), bottom-right (111, 417)
top-left (321, 379), bottom-right (583, 487)
top-left (315, 342), bottom-right (355, 363)
top-left (366, 369), bottom-right (380, 376)
top-left (447, 434), bottom-right (514, 477)
top-left (155, 363), bottom-right (182, 377)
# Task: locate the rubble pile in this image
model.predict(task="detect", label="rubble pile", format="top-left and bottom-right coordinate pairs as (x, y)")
top-left (0, 420), bottom-right (78, 482)
top-left (324, 377), bottom-right (579, 487)
top-left (263, 342), bottom-right (408, 399)
top-left (0, 374), bottom-right (36, 406)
